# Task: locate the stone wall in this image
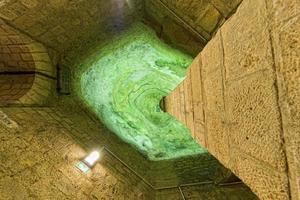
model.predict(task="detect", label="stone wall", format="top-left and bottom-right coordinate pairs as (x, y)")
top-left (0, 5), bottom-right (258, 199)
top-left (165, 0), bottom-right (300, 199)
top-left (144, 0), bottom-right (242, 55)
top-left (0, 19), bottom-right (55, 106)
top-left (268, 1), bottom-right (300, 199)
top-left (0, 0), bottom-right (143, 58)
top-left (0, 99), bottom-right (257, 199)
top-left (0, 106), bottom-right (154, 200)
top-left (156, 184), bottom-right (258, 200)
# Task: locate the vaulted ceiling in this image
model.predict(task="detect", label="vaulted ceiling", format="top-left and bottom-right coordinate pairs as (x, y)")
top-left (0, 0), bottom-right (241, 59)
top-left (0, 0), bottom-right (142, 55)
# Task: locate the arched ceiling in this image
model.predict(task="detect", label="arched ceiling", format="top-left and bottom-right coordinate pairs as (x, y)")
top-left (0, 0), bottom-right (143, 55)
top-left (0, 0), bottom-right (241, 60)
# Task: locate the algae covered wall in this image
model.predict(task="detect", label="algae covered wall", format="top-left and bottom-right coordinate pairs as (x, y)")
top-left (166, 0), bottom-right (300, 199)
top-left (72, 23), bottom-right (206, 161)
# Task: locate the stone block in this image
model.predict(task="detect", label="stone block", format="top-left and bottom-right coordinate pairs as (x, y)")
top-left (183, 70), bottom-right (195, 136)
top-left (272, 16), bottom-right (300, 126)
top-left (10, 53), bottom-right (22, 61)
top-left (205, 111), bottom-right (230, 166)
top-left (201, 31), bottom-right (223, 77)
top-left (0, 53), bottom-right (10, 62)
top-left (31, 52), bottom-right (51, 63)
top-left (270, 3), bottom-right (300, 197)
top-left (203, 67), bottom-right (224, 114)
top-left (21, 53), bottom-right (33, 61)
top-left (0, 36), bottom-right (11, 45)
top-left (210, 0), bottom-right (242, 17)
top-left (222, 0), bottom-right (273, 81)
top-left (160, 0), bottom-right (221, 35)
top-left (20, 0), bottom-right (39, 9)
top-left (201, 31), bottom-right (224, 120)
top-left (23, 42), bottom-right (45, 53)
top-left (190, 57), bottom-right (204, 119)
top-left (231, 149), bottom-right (290, 200)
top-left (0, 46), bottom-right (10, 53)
top-left (194, 122), bottom-right (206, 147)
top-left (34, 61), bottom-right (56, 76)
top-left (201, 36), bottom-right (229, 164)
top-left (285, 125), bottom-right (300, 200)
top-left (195, 3), bottom-right (223, 33)
top-left (0, 9), bottom-right (18, 21)
top-left (226, 70), bottom-right (286, 172)
top-left (162, 18), bottom-right (190, 43)
top-left (9, 45), bottom-right (24, 53)
top-left (268, 0), bottom-right (300, 25)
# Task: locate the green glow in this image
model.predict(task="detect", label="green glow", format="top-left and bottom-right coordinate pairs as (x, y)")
top-left (74, 23), bottom-right (205, 160)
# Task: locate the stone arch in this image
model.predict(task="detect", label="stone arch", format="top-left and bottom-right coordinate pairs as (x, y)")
top-left (0, 20), bottom-right (56, 106)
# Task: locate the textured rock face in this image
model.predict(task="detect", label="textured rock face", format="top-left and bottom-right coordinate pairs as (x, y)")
top-left (73, 23), bottom-right (204, 160)
top-left (166, 0), bottom-right (300, 199)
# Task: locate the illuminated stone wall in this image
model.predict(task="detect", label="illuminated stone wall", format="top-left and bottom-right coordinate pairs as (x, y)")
top-left (0, 7), bottom-right (256, 200)
top-left (0, 106), bottom-right (155, 200)
top-left (166, 0), bottom-right (300, 199)
top-left (144, 0), bottom-right (242, 55)
top-left (268, 1), bottom-right (300, 199)
top-left (0, 104), bottom-right (257, 199)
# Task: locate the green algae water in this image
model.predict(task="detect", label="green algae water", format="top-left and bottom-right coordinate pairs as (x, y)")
top-left (75, 23), bottom-right (205, 160)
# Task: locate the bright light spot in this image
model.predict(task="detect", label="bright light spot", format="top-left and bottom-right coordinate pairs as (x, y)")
top-left (84, 151), bottom-right (100, 166)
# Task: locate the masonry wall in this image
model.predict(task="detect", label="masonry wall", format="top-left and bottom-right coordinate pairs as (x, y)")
top-left (0, 105), bottom-right (155, 200)
top-left (268, 1), bottom-right (300, 199)
top-left (144, 0), bottom-right (242, 56)
top-left (0, 19), bottom-right (56, 105)
top-left (0, 100), bottom-right (257, 200)
top-left (165, 0), bottom-right (300, 199)
top-left (156, 184), bottom-right (258, 200)
top-left (0, 0), bottom-right (143, 62)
